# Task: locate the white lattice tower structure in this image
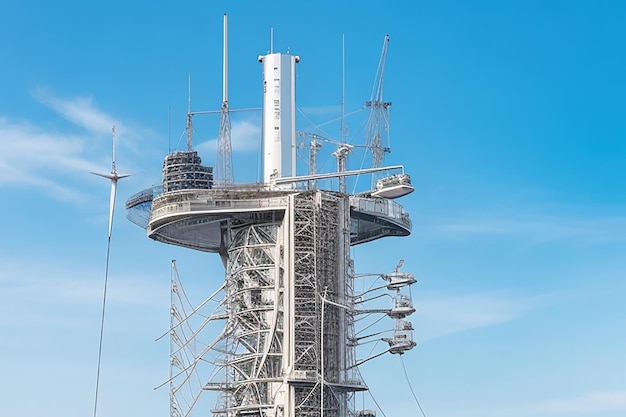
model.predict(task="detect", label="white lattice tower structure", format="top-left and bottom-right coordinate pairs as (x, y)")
top-left (216, 103), bottom-right (233, 186)
top-left (126, 45), bottom-right (414, 417)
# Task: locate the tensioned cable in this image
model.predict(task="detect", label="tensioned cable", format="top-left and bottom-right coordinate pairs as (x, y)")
top-left (348, 349), bottom-right (389, 369)
top-left (355, 313), bottom-right (387, 335)
top-left (156, 281), bottom-right (226, 341)
top-left (367, 386), bottom-right (388, 417)
top-left (400, 354), bottom-right (427, 417)
top-left (93, 234), bottom-right (112, 417)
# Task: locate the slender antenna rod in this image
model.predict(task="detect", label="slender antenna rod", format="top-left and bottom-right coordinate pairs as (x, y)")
top-left (111, 126), bottom-right (117, 173)
top-left (216, 13), bottom-right (234, 185)
top-left (340, 33), bottom-right (346, 143)
top-left (270, 27), bottom-right (274, 54)
top-left (223, 13), bottom-right (228, 104)
top-left (186, 74), bottom-right (193, 151)
top-left (90, 126), bottom-right (130, 417)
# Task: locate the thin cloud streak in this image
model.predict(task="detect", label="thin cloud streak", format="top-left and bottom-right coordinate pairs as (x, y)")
top-left (198, 117), bottom-right (261, 155)
top-left (33, 88), bottom-right (116, 134)
top-left (33, 88), bottom-right (156, 158)
top-left (536, 389), bottom-right (626, 413)
top-left (0, 117), bottom-right (98, 202)
top-left (413, 291), bottom-right (541, 341)
top-left (0, 263), bottom-right (168, 328)
top-left (0, 118), bottom-right (95, 173)
top-left (0, 91), bottom-right (153, 202)
top-left (0, 278), bottom-right (166, 331)
top-left (418, 213), bottom-right (626, 244)
top-left (431, 388), bottom-right (626, 417)
top-left (490, 389), bottom-right (626, 417)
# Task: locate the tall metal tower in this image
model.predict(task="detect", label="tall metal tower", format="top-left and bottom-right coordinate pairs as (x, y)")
top-left (127, 30), bottom-right (415, 417)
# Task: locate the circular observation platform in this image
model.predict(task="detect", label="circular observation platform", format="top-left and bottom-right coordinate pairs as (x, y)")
top-left (126, 186), bottom-right (411, 252)
top-left (146, 186), bottom-right (291, 252)
top-left (349, 196), bottom-right (411, 245)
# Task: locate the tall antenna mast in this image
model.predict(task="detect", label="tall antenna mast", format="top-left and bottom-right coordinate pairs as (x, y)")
top-left (186, 74), bottom-right (193, 151)
top-left (215, 13), bottom-right (234, 186)
top-left (223, 13), bottom-right (229, 104)
top-left (340, 34), bottom-right (346, 143)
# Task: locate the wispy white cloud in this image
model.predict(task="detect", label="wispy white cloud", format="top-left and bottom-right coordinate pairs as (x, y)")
top-left (534, 389), bottom-right (626, 414)
top-left (34, 87), bottom-right (116, 134)
top-left (233, 119), bottom-right (262, 151)
top-left (413, 291), bottom-right (540, 341)
top-left (419, 213), bottom-right (626, 244)
top-left (0, 117), bottom-right (98, 201)
top-left (0, 90), bottom-right (154, 202)
top-left (197, 117), bottom-right (261, 156)
top-left (422, 388), bottom-right (626, 417)
top-left (0, 267), bottom-right (167, 308)
top-left (33, 87), bottom-right (155, 157)
top-left (479, 389), bottom-right (626, 417)
top-left (0, 268), bottom-right (167, 330)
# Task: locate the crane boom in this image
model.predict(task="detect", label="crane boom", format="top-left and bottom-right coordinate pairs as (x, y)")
top-left (365, 35), bottom-right (392, 187)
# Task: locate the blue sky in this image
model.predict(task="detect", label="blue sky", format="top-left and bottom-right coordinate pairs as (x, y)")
top-left (1, 1), bottom-right (625, 416)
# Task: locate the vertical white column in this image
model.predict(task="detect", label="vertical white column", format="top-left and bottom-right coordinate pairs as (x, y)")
top-left (223, 13), bottom-right (228, 104)
top-left (259, 53), bottom-right (299, 184)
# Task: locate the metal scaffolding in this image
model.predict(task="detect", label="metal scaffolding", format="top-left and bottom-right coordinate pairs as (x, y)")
top-left (126, 30), bottom-right (416, 417)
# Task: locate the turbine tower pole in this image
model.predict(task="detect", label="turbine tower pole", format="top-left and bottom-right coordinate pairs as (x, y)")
top-left (90, 126), bottom-right (130, 417)
top-left (216, 13), bottom-right (234, 186)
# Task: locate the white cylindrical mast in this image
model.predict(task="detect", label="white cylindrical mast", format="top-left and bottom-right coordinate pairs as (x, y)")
top-left (223, 13), bottom-right (228, 104)
top-left (259, 52), bottom-right (299, 184)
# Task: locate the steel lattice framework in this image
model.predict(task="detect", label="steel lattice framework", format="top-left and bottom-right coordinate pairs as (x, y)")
top-left (189, 191), bottom-right (363, 417)
top-left (127, 182), bottom-right (415, 417)
top-left (125, 29), bottom-right (416, 417)
top-left (215, 103), bottom-right (234, 187)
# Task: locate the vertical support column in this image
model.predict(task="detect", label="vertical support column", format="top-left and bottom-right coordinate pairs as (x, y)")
top-left (216, 215), bottom-right (286, 417)
top-left (283, 195), bottom-right (295, 417)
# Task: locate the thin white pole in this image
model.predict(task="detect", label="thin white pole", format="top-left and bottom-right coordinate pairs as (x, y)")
top-left (223, 13), bottom-right (228, 104)
top-left (321, 287), bottom-right (326, 417)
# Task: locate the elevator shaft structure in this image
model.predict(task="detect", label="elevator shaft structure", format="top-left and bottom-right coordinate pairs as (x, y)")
top-left (127, 43), bottom-right (414, 417)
